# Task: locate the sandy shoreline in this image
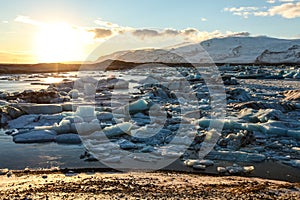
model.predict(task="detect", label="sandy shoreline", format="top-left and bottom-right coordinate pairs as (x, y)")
top-left (0, 170), bottom-right (299, 199)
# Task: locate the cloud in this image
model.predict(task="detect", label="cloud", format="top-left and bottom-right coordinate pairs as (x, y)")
top-left (269, 2), bottom-right (300, 18)
top-left (201, 18), bottom-right (207, 22)
top-left (163, 28), bottom-right (180, 36)
top-left (2, 20), bottom-right (8, 24)
top-left (14, 15), bottom-right (43, 26)
top-left (224, 7), bottom-right (259, 12)
top-left (225, 1), bottom-right (300, 19)
top-left (130, 27), bottom-right (250, 42)
top-left (131, 28), bottom-right (201, 40)
top-left (181, 28), bottom-right (199, 36)
top-left (224, 7), bottom-right (259, 18)
top-left (132, 29), bottom-right (160, 39)
top-left (89, 28), bottom-right (113, 39)
top-left (91, 19), bottom-right (249, 43)
top-left (227, 31), bottom-right (250, 37)
top-left (94, 18), bottom-right (120, 28)
top-left (265, 0), bottom-right (295, 3)
top-left (279, 0), bottom-right (295, 2)
top-left (253, 11), bottom-right (269, 16)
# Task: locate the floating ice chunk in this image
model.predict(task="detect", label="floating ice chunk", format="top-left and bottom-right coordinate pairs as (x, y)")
top-left (76, 122), bottom-right (100, 135)
top-left (243, 166), bottom-right (255, 173)
top-left (113, 79), bottom-right (129, 89)
top-left (103, 122), bottom-right (133, 137)
top-left (140, 145), bottom-right (154, 153)
top-left (184, 159), bottom-right (201, 167)
top-left (265, 126), bottom-right (287, 136)
top-left (68, 89), bottom-right (79, 99)
top-left (62, 115), bottom-right (83, 123)
top-left (0, 100), bottom-right (8, 106)
top-left (118, 139), bottom-right (138, 150)
top-left (282, 160), bottom-right (300, 168)
top-left (8, 114), bottom-right (63, 129)
top-left (254, 109), bottom-right (285, 123)
top-left (226, 165), bottom-right (243, 174)
top-left (76, 106), bottom-right (96, 122)
top-left (96, 112), bottom-right (114, 121)
top-left (126, 99), bottom-right (150, 114)
top-left (19, 104), bottom-right (63, 114)
top-left (8, 114), bottom-right (37, 129)
top-left (156, 145), bottom-right (187, 157)
top-left (284, 71), bottom-right (296, 78)
top-left (293, 72), bottom-right (300, 79)
top-left (238, 108), bottom-right (258, 122)
top-left (133, 112), bottom-right (149, 119)
top-left (241, 123), bottom-right (266, 133)
top-left (224, 120), bottom-right (244, 129)
top-left (193, 165), bottom-right (206, 170)
top-left (163, 151), bottom-right (183, 158)
top-left (198, 118), bottom-right (212, 128)
top-left (287, 130), bottom-right (300, 140)
top-left (198, 118), bottom-right (242, 130)
top-left (13, 130), bottom-right (56, 143)
top-left (53, 120), bottom-right (72, 134)
top-left (84, 83), bottom-right (96, 96)
top-left (198, 118), bottom-right (273, 135)
top-left (55, 133), bottom-right (82, 144)
top-left (170, 136), bottom-right (193, 146)
top-left (130, 125), bottom-right (160, 138)
top-left (185, 159), bottom-right (214, 169)
top-left (217, 167), bottom-right (227, 173)
top-left (198, 159), bottom-right (214, 166)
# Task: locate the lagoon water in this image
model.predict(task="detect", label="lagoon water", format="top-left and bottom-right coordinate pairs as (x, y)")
top-left (0, 69), bottom-right (149, 170)
top-left (0, 67), bottom-right (300, 183)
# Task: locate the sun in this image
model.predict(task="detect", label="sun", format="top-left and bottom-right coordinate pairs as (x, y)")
top-left (34, 22), bottom-right (85, 63)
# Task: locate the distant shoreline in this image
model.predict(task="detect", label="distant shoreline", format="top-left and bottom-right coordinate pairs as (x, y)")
top-left (0, 60), bottom-right (299, 74)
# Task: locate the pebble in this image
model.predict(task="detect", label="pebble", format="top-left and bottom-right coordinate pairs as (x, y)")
top-left (6, 171), bottom-right (13, 177)
top-left (42, 174), bottom-right (48, 179)
top-left (65, 170), bottom-right (77, 177)
top-left (0, 168), bottom-right (9, 175)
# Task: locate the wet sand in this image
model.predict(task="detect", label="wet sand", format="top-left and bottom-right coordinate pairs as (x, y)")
top-left (0, 171), bottom-right (299, 199)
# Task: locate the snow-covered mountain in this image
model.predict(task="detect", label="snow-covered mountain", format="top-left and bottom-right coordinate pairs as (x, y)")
top-left (96, 36), bottom-right (300, 64)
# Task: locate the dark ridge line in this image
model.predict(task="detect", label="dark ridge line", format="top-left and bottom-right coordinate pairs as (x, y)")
top-left (0, 60), bottom-right (299, 74)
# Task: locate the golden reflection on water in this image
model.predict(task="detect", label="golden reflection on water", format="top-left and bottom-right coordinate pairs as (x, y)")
top-left (43, 77), bottom-right (64, 84)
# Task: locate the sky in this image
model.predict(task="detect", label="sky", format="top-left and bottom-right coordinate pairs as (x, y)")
top-left (0, 0), bottom-right (299, 63)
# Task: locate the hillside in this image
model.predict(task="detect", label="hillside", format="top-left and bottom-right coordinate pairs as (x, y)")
top-left (96, 36), bottom-right (300, 64)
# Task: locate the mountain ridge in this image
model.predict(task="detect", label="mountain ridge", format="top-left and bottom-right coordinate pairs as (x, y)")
top-left (96, 36), bottom-right (300, 64)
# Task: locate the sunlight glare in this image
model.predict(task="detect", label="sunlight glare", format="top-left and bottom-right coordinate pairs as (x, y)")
top-left (34, 22), bottom-right (85, 63)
